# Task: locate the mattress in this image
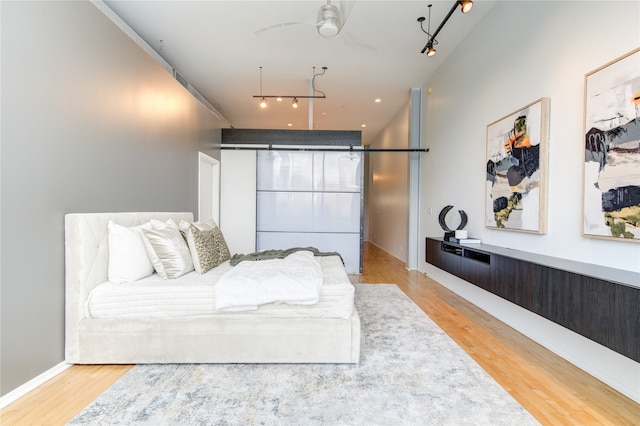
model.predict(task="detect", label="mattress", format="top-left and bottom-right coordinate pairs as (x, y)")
top-left (86, 255), bottom-right (354, 320)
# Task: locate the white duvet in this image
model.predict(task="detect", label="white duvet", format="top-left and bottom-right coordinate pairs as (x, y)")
top-left (215, 250), bottom-right (323, 312)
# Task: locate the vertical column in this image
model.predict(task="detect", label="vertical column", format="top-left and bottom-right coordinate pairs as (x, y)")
top-left (407, 87), bottom-right (422, 269)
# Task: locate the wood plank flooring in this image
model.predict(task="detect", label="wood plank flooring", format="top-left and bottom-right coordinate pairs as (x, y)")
top-left (1, 364), bottom-right (133, 425)
top-left (2, 242), bottom-right (638, 425)
top-left (352, 243), bottom-right (639, 425)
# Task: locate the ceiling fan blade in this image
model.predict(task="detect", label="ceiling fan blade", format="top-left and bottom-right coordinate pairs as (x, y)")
top-left (339, 30), bottom-right (377, 52)
top-left (339, 0), bottom-right (356, 30)
top-left (254, 22), bottom-right (310, 36)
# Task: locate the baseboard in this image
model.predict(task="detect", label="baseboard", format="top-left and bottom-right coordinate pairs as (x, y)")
top-left (422, 264), bottom-right (640, 404)
top-left (0, 362), bottom-right (72, 409)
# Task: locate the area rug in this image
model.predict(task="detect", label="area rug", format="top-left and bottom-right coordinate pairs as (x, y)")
top-left (68, 284), bottom-right (539, 425)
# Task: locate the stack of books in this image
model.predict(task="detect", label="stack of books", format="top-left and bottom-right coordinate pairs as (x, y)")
top-left (449, 237), bottom-right (481, 244)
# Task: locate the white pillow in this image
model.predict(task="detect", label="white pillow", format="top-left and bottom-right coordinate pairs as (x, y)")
top-left (179, 219), bottom-right (218, 232)
top-left (107, 221), bottom-right (154, 283)
top-left (142, 226), bottom-right (194, 279)
top-left (150, 218), bottom-right (180, 230)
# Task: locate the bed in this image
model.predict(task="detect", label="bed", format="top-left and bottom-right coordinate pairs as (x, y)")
top-left (65, 212), bottom-right (361, 364)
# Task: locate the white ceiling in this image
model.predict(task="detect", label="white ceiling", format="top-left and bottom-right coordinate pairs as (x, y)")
top-left (104, 0), bottom-right (494, 145)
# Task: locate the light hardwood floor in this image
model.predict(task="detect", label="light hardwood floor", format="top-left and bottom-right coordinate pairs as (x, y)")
top-left (2, 242), bottom-right (638, 425)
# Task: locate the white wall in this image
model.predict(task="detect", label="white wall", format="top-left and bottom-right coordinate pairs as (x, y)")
top-left (419, 0), bottom-right (640, 272)
top-left (0, 1), bottom-right (225, 396)
top-left (368, 101), bottom-right (411, 262)
top-left (220, 150), bottom-right (257, 255)
top-left (418, 1), bottom-right (639, 401)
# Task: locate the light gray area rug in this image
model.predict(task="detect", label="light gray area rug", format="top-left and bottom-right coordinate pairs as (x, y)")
top-left (69, 284), bottom-right (539, 425)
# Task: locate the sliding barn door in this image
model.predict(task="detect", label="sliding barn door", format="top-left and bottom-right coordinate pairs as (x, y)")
top-left (256, 150), bottom-right (363, 273)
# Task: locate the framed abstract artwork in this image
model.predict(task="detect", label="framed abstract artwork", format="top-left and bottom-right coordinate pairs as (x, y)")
top-left (582, 48), bottom-right (640, 242)
top-left (485, 98), bottom-right (549, 233)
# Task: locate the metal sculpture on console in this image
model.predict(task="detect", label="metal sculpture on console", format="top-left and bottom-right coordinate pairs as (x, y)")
top-left (438, 205), bottom-right (468, 241)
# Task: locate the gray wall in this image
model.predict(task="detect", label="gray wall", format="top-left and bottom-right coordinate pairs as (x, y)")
top-left (1, 1), bottom-right (223, 395)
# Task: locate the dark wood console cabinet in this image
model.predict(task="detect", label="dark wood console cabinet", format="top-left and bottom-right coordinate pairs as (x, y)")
top-left (426, 237), bottom-right (639, 362)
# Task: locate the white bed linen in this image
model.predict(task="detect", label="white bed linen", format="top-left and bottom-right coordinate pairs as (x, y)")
top-left (215, 250), bottom-right (323, 312)
top-left (86, 255), bottom-right (354, 319)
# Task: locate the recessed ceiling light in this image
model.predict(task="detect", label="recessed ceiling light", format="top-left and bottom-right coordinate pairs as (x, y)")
top-left (361, 124), bottom-right (367, 128)
top-left (322, 112), bottom-right (327, 115)
top-left (276, 97), bottom-right (283, 101)
top-left (374, 98), bottom-right (382, 103)
top-left (287, 123), bottom-right (293, 127)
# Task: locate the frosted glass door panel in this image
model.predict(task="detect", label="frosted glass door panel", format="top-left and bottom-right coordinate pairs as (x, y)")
top-left (256, 149), bottom-right (363, 273)
top-left (257, 232), bottom-right (361, 274)
top-left (257, 192), bottom-right (360, 232)
top-left (257, 151), bottom-right (313, 191)
top-left (313, 152), bottom-right (362, 192)
top-left (258, 151), bottom-right (362, 192)
top-left (256, 192), bottom-right (313, 232)
top-left (313, 193), bottom-right (360, 232)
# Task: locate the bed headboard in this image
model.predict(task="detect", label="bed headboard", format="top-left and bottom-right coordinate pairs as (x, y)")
top-left (64, 212), bottom-right (193, 361)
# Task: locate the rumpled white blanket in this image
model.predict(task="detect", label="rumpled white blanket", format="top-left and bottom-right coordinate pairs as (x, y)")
top-left (215, 250), bottom-right (323, 312)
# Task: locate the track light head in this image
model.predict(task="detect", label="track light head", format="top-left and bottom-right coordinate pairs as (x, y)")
top-left (292, 98), bottom-right (299, 108)
top-left (259, 97), bottom-right (267, 108)
top-left (459, 0), bottom-right (473, 13)
top-left (418, 1), bottom-right (471, 56)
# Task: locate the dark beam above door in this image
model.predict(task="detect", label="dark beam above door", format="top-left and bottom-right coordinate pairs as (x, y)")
top-left (222, 128), bottom-right (361, 146)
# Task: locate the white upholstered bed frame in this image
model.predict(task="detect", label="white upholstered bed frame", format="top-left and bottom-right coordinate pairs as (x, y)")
top-left (65, 212), bottom-right (361, 364)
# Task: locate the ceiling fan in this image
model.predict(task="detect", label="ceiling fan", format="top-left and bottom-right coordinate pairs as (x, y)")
top-left (255, 0), bottom-right (376, 51)
top-left (316, 0), bottom-right (350, 38)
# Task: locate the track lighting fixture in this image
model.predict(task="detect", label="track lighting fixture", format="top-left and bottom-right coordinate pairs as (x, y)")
top-left (253, 67), bottom-right (328, 109)
top-left (417, 0), bottom-right (473, 57)
top-left (258, 67), bottom-right (267, 108)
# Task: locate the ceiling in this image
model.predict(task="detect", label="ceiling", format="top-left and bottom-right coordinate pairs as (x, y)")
top-left (104, 0), bottom-right (494, 145)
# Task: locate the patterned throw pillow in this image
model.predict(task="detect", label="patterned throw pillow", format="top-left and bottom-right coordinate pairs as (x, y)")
top-left (184, 225), bottom-right (231, 274)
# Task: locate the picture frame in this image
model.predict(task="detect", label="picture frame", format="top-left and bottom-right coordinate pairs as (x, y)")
top-left (485, 98), bottom-right (549, 233)
top-left (582, 47), bottom-right (640, 242)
